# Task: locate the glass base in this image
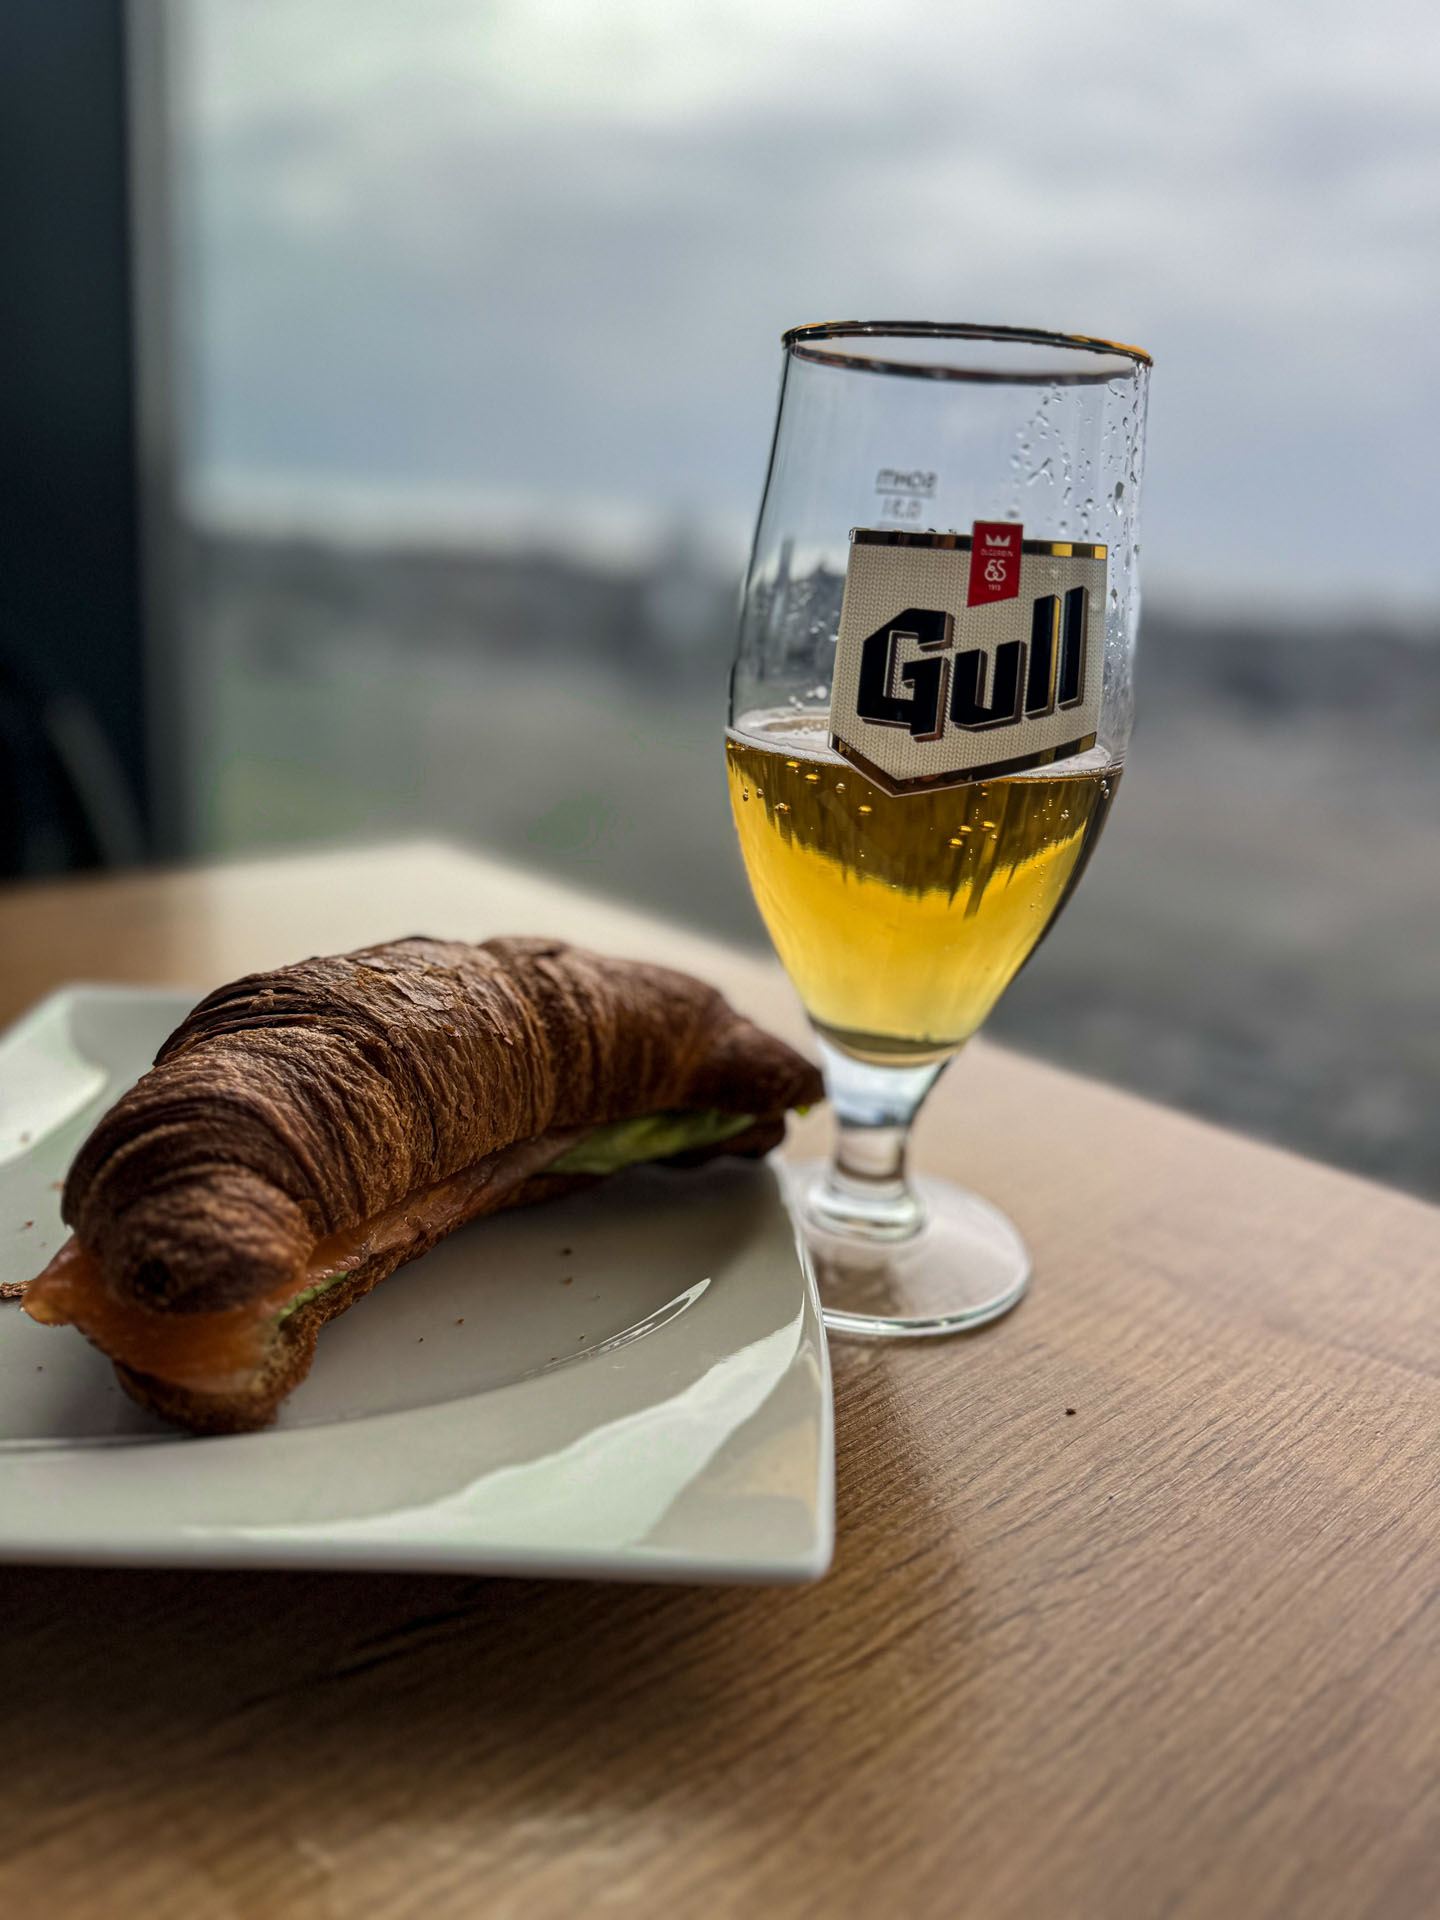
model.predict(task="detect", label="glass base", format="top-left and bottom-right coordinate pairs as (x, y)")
top-left (786, 1162), bottom-right (1031, 1338)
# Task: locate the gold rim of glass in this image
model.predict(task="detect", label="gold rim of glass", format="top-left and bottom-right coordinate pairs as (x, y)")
top-left (781, 319), bottom-right (1152, 386)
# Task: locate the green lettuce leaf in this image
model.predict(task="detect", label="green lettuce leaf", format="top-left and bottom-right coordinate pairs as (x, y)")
top-left (549, 1108), bottom-right (754, 1176)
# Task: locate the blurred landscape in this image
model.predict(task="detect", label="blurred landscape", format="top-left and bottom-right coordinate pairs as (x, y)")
top-left (163, 1), bottom-right (1440, 1214)
top-left (191, 524), bottom-right (1440, 1202)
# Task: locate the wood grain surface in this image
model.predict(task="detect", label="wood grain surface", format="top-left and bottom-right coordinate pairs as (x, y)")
top-left (2, 842), bottom-right (1439, 1920)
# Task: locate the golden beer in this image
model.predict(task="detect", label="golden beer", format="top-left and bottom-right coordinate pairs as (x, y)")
top-left (726, 719), bottom-right (1119, 1063)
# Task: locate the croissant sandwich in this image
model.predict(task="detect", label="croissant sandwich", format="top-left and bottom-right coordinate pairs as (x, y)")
top-left (23, 936), bottom-right (822, 1434)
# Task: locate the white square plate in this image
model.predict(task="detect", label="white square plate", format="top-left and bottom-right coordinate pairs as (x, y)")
top-left (0, 987), bottom-right (833, 1583)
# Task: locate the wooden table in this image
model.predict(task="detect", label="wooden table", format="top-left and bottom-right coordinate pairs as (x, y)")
top-left (3, 841), bottom-right (1439, 1920)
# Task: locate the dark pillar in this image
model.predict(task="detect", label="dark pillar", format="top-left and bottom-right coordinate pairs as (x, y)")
top-left (0, 0), bottom-right (149, 872)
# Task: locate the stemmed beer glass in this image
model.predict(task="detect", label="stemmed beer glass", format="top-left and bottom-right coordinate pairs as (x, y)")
top-left (726, 322), bottom-right (1150, 1336)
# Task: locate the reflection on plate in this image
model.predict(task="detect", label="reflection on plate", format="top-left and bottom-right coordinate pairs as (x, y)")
top-left (0, 987), bottom-right (833, 1583)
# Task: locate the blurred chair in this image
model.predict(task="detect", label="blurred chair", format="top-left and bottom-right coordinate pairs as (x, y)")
top-left (0, 644), bottom-right (145, 876)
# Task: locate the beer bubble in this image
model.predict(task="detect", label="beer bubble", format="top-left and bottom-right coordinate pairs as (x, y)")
top-left (785, 759), bottom-right (800, 770)
top-left (858, 804), bottom-right (873, 815)
top-left (835, 782), bottom-right (845, 791)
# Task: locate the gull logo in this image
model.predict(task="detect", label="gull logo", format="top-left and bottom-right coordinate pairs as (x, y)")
top-left (829, 524), bottom-right (1108, 791)
top-left (855, 590), bottom-right (1089, 738)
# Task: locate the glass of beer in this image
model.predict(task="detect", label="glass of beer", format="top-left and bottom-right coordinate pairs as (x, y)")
top-left (726, 322), bottom-right (1150, 1336)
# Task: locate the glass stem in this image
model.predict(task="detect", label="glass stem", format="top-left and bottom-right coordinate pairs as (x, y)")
top-left (806, 1034), bottom-right (951, 1242)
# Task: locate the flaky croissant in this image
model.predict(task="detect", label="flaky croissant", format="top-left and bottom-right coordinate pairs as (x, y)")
top-left (24, 936), bottom-right (822, 1433)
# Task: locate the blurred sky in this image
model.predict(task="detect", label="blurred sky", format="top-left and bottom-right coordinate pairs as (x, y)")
top-left (181, 0), bottom-right (1440, 612)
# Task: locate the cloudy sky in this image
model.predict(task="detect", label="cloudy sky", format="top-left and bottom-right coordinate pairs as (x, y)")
top-left (182, 0), bottom-right (1440, 611)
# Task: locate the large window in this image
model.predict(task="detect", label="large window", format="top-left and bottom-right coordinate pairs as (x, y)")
top-left (168, 0), bottom-right (1440, 1196)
